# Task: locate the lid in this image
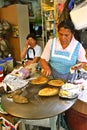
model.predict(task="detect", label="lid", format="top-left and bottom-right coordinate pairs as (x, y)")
top-left (4, 57), bottom-right (13, 61)
top-left (0, 60), bottom-right (6, 64)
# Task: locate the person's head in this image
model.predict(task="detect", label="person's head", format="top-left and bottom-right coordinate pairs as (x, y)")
top-left (26, 33), bottom-right (36, 47)
top-left (58, 20), bottom-right (75, 46)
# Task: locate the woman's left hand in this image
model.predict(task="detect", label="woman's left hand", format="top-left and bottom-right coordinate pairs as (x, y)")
top-left (71, 62), bottom-right (86, 70)
top-left (71, 63), bottom-right (82, 70)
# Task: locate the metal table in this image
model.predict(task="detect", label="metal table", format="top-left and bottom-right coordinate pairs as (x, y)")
top-left (1, 83), bottom-right (77, 119)
top-left (1, 82), bottom-right (77, 130)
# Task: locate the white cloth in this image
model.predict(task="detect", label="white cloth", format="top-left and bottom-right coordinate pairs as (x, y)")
top-left (78, 89), bottom-right (87, 103)
top-left (74, 74), bottom-right (87, 103)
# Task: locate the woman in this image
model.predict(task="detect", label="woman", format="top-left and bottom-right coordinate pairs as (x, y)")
top-left (40, 20), bottom-right (87, 81)
top-left (21, 33), bottom-right (42, 65)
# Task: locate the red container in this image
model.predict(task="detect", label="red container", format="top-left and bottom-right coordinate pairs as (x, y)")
top-left (65, 108), bottom-right (87, 130)
top-left (0, 66), bottom-right (4, 82)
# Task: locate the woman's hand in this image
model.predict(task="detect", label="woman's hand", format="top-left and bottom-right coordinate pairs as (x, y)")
top-left (25, 60), bottom-right (31, 65)
top-left (25, 40), bottom-right (29, 48)
top-left (21, 40), bottom-right (29, 59)
top-left (71, 63), bottom-right (86, 70)
top-left (41, 67), bottom-right (51, 77)
top-left (70, 62), bottom-right (86, 74)
top-left (40, 58), bottom-right (52, 76)
top-left (71, 63), bottom-right (82, 70)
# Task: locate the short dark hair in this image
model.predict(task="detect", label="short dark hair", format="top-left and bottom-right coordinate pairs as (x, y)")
top-left (26, 33), bottom-right (36, 40)
top-left (58, 20), bottom-right (75, 33)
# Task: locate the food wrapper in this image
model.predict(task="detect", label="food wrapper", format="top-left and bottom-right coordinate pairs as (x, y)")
top-left (11, 67), bottom-right (30, 79)
top-left (3, 74), bottom-right (29, 91)
top-left (18, 68), bottom-right (30, 79)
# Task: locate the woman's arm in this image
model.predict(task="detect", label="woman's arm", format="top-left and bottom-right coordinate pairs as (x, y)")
top-left (20, 40), bottom-right (28, 59)
top-left (40, 39), bottom-right (52, 76)
top-left (40, 58), bottom-right (52, 76)
top-left (26, 57), bottom-right (40, 65)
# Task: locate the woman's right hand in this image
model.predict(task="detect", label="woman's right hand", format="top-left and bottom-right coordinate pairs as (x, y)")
top-left (40, 58), bottom-right (51, 76)
top-left (41, 68), bottom-right (51, 77)
top-left (25, 40), bottom-right (29, 48)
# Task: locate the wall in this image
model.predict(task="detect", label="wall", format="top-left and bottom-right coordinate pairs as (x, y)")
top-left (0, 4), bottom-right (29, 61)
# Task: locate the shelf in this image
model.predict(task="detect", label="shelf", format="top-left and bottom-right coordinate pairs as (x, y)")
top-left (46, 19), bottom-right (54, 22)
top-left (46, 28), bottom-right (54, 31)
top-left (41, 1), bottom-right (55, 44)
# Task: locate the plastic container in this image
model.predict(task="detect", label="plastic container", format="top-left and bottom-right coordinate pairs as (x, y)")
top-left (4, 57), bottom-right (13, 73)
top-left (0, 59), bottom-right (6, 72)
top-left (0, 66), bottom-right (4, 82)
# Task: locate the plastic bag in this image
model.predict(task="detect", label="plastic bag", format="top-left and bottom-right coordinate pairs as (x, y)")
top-left (0, 117), bottom-right (21, 130)
top-left (70, 0), bottom-right (87, 30)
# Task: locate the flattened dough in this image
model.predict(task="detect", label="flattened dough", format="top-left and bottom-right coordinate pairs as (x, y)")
top-left (48, 79), bottom-right (64, 87)
top-left (31, 76), bottom-right (48, 85)
top-left (13, 95), bottom-right (28, 104)
top-left (38, 87), bottom-right (59, 96)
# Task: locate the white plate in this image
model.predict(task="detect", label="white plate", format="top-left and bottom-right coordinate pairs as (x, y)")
top-left (59, 93), bottom-right (78, 99)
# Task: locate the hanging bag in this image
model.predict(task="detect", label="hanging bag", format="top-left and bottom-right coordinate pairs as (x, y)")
top-left (70, 0), bottom-right (87, 30)
top-left (26, 47), bottom-right (35, 60)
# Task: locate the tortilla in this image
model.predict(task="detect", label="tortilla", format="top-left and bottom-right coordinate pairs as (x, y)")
top-left (13, 95), bottom-right (28, 104)
top-left (38, 87), bottom-right (59, 96)
top-left (48, 79), bottom-right (64, 87)
top-left (7, 89), bottom-right (23, 98)
top-left (31, 76), bottom-right (48, 85)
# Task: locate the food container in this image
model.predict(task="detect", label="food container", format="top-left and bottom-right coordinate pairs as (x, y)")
top-left (0, 59), bottom-right (6, 72)
top-left (0, 116), bottom-right (20, 130)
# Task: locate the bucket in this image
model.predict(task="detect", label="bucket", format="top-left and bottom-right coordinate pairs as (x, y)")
top-left (65, 108), bottom-right (87, 130)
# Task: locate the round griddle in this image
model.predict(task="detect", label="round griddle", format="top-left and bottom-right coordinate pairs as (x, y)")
top-left (1, 83), bottom-right (77, 119)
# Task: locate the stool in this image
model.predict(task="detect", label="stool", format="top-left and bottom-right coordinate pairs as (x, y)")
top-left (20, 116), bottom-right (58, 130)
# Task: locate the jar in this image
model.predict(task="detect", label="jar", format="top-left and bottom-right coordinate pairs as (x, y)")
top-left (0, 66), bottom-right (4, 82)
top-left (4, 57), bottom-right (13, 73)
